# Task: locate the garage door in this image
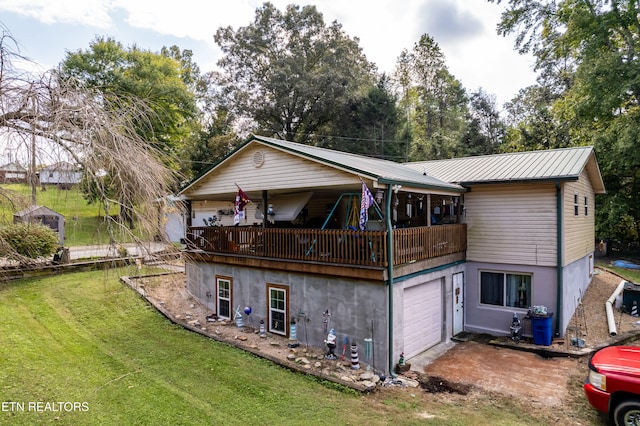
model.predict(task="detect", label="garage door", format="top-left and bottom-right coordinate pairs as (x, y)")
top-left (403, 279), bottom-right (442, 358)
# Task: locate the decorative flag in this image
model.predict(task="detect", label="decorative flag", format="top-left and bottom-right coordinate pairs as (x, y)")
top-left (234, 186), bottom-right (250, 225)
top-left (359, 180), bottom-right (376, 230)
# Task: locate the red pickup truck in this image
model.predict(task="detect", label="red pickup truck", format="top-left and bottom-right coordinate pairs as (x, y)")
top-left (584, 345), bottom-right (640, 425)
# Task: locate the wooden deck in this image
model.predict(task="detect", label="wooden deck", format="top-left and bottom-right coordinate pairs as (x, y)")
top-left (185, 224), bottom-right (466, 268)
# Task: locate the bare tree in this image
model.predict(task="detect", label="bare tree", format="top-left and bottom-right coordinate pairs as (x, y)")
top-left (0, 27), bottom-right (180, 261)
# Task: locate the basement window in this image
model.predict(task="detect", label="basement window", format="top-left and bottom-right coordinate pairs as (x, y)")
top-left (216, 276), bottom-right (232, 320)
top-left (480, 271), bottom-right (531, 309)
top-left (268, 284), bottom-right (288, 336)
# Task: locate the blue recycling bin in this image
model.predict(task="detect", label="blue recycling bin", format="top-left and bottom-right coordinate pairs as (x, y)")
top-left (531, 313), bottom-right (553, 346)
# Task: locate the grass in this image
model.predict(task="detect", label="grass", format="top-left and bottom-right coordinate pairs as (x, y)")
top-left (0, 184), bottom-right (142, 247)
top-left (0, 269), bottom-right (563, 425)
top-left (597, 258), bottom-right (640, 283)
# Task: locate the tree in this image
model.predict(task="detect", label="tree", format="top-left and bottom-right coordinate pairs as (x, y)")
top-left (460, 89), bottom-right (504, 156)
top-left (315, 75), bottom-right (404, 160)
top-left (0, 28), bottom-right (176, 253)
top-left (59, 37), bottom-right (198, 227)
top-left (490, 0), bottom-right (640, 242)
top-left (183, 107), bottom-right (242, 179)
top-left (501, 84), bottom-right (568, 152)
top-left (60, 37), bottom-right (198, 165)
top-left (214, 2), bottom-right (375, 142)
top-left (393, 35), bottom-right (468, 160)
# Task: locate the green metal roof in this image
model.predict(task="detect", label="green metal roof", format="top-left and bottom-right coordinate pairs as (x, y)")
top-left (246, 135), bottom-right (465, 192)
top-left (405, 146), bottom-right (605, 193)
top-left (180, 136), bottom-right (605, 196)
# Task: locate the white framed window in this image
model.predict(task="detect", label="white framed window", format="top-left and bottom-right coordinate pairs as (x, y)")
top-left (480, 271), bottom-right (532, 309)
top-left (267, 284), bottom-right (288, 336)
top-left (589, 254), bottom-right (594, 278)
top-left (584, 195), bottom-right (588, 216)
top-left (574, 192), bottom-right (579, 216)
top-left (216, 276), bottom-right (232, 320)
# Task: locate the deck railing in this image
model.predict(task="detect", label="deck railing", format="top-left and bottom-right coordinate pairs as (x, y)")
top-left (185, 224), bottom-right (466, 267)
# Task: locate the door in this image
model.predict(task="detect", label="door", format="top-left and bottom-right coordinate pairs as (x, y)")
top-left (403, 279), bottom-right (443, 358)
top-left (453, 272), bottom-right (464, 336)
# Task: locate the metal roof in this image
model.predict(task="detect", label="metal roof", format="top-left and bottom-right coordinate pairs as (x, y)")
top-left (253, 135), bottom-right (464, 191)
top-left (220, 135), bottom-right (464, 192)
top-left (405, 146), bottom-right (605, 193)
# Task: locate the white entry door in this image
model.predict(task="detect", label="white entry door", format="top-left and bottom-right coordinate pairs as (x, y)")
top-left (453, 272), bottom-right (464, 336)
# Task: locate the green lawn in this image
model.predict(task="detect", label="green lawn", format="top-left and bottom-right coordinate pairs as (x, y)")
top-left (597, 258), bottom-right (640, 283)
top-left (0, 269), bottom-right (554, 425)
top-left (0, 184), bottom-right (141, 247)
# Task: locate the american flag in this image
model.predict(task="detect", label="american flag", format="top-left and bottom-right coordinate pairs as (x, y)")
top-left (359, 180), bottom-right (375, 230)
top-left (234, 186), bottom-right (250, 225)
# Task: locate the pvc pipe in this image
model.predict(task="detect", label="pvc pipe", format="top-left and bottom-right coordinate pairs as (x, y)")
top-left (606, 280), bottom-right (627, 336)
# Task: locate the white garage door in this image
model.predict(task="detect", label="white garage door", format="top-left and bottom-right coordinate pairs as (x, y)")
top-left (403, 279), bottom-right (442, 358)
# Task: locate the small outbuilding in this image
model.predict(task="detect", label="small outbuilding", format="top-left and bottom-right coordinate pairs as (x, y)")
top-left (13, 205), bottom-right (65, 246)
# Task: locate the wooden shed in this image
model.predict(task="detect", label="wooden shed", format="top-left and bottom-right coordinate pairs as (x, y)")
top-left (13, 205), bottom-right (65, 246)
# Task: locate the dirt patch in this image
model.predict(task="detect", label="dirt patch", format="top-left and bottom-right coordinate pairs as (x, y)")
top-left (419, 375), bottom-right (471, 395)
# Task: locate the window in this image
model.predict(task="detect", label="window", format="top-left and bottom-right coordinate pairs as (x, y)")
top-left (574, 192), bottom-right (579, 216)
top-left (480, 271), bottom-right (531, 309)
top-left (216, 276), bottom-right (232, 320)
top-left (267, 284), bottom-right (288, 336)
top-left (584, 195), bottom-right (588, 216)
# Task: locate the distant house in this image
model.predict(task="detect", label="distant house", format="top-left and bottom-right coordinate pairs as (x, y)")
top-left (14, 205), bottom-right (65, 246)
top-left (178, 135), bottom-right (605, 374)
top-left (39, 162), bottom-right (82, 188)
top-left (0, 161), bottom-right (27, 183)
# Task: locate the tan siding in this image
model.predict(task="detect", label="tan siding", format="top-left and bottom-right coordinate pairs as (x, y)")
top-left (564, 169), bottom-right (596, 265)
top-left (464, 183), bottom-right (557, 266)
top-left (186, 144), bottom-right (358, 198)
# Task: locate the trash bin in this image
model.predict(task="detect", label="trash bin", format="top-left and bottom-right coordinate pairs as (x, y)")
top-left (531, 313), bottom-right (553, 346)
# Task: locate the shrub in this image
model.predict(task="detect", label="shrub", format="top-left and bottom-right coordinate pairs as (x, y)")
top-left (0, 222), bottom-right (60, 259)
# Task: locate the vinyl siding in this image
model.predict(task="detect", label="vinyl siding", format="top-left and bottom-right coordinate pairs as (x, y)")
top-left (186, 144), bottom-right (358, 198)
top-left (464, 183), bottom-right (557, 266)
top-left (563, 169), bottom-right (596, 266)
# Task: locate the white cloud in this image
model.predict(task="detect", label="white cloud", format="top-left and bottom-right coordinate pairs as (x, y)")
top-left (0, 0), bottom-right (114, 27)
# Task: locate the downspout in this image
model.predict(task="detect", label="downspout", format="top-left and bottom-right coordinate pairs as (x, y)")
top-left (385, 185), bottom-right (395, 375)
top-left (555, 182), bottom-right (563, 336)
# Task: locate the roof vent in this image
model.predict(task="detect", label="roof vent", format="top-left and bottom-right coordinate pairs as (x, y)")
top-left (253, 150), bottom-right (265, 168)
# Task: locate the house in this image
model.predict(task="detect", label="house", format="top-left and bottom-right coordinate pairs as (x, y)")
top-left (39, 162), bottom-right (82, 188)
top-left (178, 135), bottom-right (605, 374)
top-left (406, 148), bottom-right (606, 339)
top-left (14, 205), bottom-right (65, 246)
top-left (0, 161), bottom-right (27, 183)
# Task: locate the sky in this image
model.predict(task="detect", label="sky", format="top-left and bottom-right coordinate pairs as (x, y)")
top-left (0, 0), bottom-right (538, 108)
